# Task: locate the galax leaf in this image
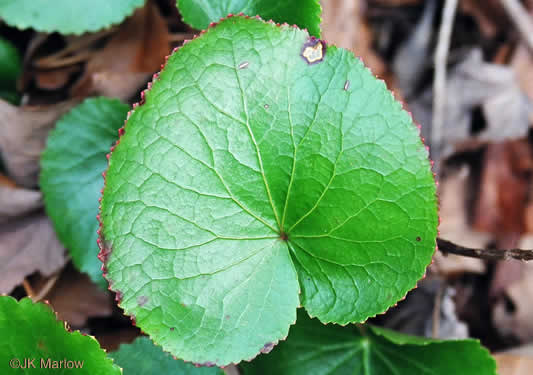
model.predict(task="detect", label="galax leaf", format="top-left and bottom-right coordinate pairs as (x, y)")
top-left (0, 0), bottom-right (145, 35)
top-left (241, 310), bottom-right (497, 375)
top-left (100, 15), bottom-right (438, 366)
top-left (177, 0), bottom-right (322, 37)
top-left (110, 336), bottom-right (224, 375)
top-left (41, 97), bottom-right (129, 288)
top-left (0, 296), bottom-right (121, 374)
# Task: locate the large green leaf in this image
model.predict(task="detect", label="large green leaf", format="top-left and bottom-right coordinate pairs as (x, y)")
top-left (110, 336), bottom-right (224, 374)
top-left (177, 0), bottom-right (322, 37)
top-left (0, 36), bottom-right (21, 86)
top-left (41, 97), bottom-right (129, 288)
top-left (100, 16), bottom-right (438, 366)
top-left (0, 297), bottom-right (121, 374)
top-left (0, 0), bottom-right (145, 34)
top-left (241, 310), bottom-right (497, 375)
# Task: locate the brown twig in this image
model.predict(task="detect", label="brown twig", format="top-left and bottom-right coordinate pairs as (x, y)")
top-left (437, 238), bottom-right (533, 261)
top-left (500, 0), bottom-right (533, 53)
top-left (432, 0), bottom-right (459, 171)
top-left (32, 272), bottom-right (61, 302)
top-left (22, 279), bottom-right (35, 298)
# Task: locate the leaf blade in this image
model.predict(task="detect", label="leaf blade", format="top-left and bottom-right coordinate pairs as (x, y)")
top-left (0, 0), bottom-right (145, 34)
top-left (101, 16), bottom-right (437, 365)
top-left (41, 97), bottom-right (129, 288)
top-left (0, 296), bottom-right (121, 374)
top-left (177, 0), bottom-right (322, 37)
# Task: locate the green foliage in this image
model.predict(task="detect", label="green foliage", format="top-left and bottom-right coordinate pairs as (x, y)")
top-left (0, 36), bottom-right (21, 85)
top-left (241, 310), bottom-right (497, 375)
top-left (100, 16), bottom-right (437, 366)
top-left (0, 296), bottom-right (121, 374)
top-left (0, 36), bottom-right (21, 104)
top-left (177, 0), bottom-right (322, 36)
top-left (110, 336), bottom-right (224, 375)
top-left (41, 97), bottom-right (129, 288)
top-left (0, 0), bottom-right (145, 34)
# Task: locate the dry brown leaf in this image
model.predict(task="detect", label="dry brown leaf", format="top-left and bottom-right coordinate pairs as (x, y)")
top-left (459, 0), bottom-right (510, 38)
top-left (410, 49), bottom-right (532, 156)
top-left (512, 44), bottom-right (533, 124)
top-left (0, 179), bottom-right (42, 224)
top-left (35, 66), bottom-right (80, 91)
top-left (492, 236), bottom-right (533, 342)
top-left (322, 0), bottom-right (389, 84)
top-left (45, 267), bottom-right (112, 327)
top-left (496, 344), bottom-right (533, 375)
top-left (495, 353), bottom-right (533, 375)
top-left (431, 165), bottom-right (487, 277)
top-left (71, 2), bottom-right (170, 101)
top-left (473, 141), bottom-right (532, 237)
top-left (0, 212), bottom-right (67, 294)
top-left (0, 99), bottom-right (78, 187)
top-left (379, 278), bottom-right (468, 339)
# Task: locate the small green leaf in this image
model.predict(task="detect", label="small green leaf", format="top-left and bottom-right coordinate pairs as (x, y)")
top-left (0, 89), bottom-right (20, 105)
top-left (0, 0), bottom-right (145, 34)
top-left (110, 336), bottom-right (225, 374)
top-left (0, 296), bottom-right (121, 374)
top-left (0, 36), bottom-right (21, 86)
top-left (241, 310), bottom-right (497, 375)
top-left (41, 97), bottom-right (129, 288)
top-left (100, 16), bottom-right (438, 366)
top-left (177, 0), bottom-right (322, 37)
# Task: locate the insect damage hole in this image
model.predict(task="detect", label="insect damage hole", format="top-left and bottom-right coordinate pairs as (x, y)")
top-left (301, 37), bottom-right (326, 65)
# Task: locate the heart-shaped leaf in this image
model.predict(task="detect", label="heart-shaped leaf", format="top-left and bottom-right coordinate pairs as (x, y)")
top-left (41, 97), bottom-right (129, 288)
top-left (110, 336), bottom-right (224, 374)
top-left (241, 310), bottom-right (497, 375)
top-left (100, 15), bottom-right (438, 366)
top-left (0, 0), bottom-right (145, 34)
top-left (177, 0), bottom-right (322, 37)
top-left (0, 296), bottom-right (121, 374)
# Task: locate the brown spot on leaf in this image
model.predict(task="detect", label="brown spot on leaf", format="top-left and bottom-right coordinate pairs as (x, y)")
top-left (416, 236), bottom-right (421, 242)
top-left (137, 295), bottom-right (148, 306)
top-left (260, 342), bottom-right (275, 354)
top-left (301, 37), bottom-right (326, 65)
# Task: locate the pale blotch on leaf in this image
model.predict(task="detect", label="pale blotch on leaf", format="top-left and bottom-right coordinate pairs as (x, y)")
top-left (301, 37), bottom-right (326, 64)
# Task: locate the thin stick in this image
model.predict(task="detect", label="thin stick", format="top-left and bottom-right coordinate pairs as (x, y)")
top-left (32, 272), bottom-right (61, 302)
top-left (22, 279), bottom-right (35, 298)
top-left (169, 33), bottom-right (195, 42)
top-left (432, 0), bottom-right (459, 170)
top-left (500, 0), bottom-right (533, 52)
top-left (437, 238), bottom-right (533, 261)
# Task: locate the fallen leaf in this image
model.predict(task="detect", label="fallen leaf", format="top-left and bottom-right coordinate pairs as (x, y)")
top-left (495, 344), bottom-right (533, 375)
top-left (0, 99), bottom-right (78, 187)
top-left (0, 212), bottom-right (67, 294)
top-left (492, 235), bottom-right (533, 342)
top-left (459, 0), bottom-right (511, 38)
top-left (392, 0), bottom-right (437, 100)
top-left (35, 66), bottom-right (80, 91)
top-left (322, 0), bottom-right (389, 83)
top-left (473, 141), bottom-right (532, 239)
top-left (495, 354), bottom-right (533, 375)
top-left (71, 2), bottom-right (170, 101)
top-left (378, 278), bottom-right (469, 339)
top-left (432, 165), bottom-right (487, 277)
top-left (45, 267), bottom-right (112, 327)
top-left (409, 49), bottom-right (532, 156)
top-left (512, 44), bottom-right (533, 123)
top-left (0, 177), bottom-right (42, 223)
